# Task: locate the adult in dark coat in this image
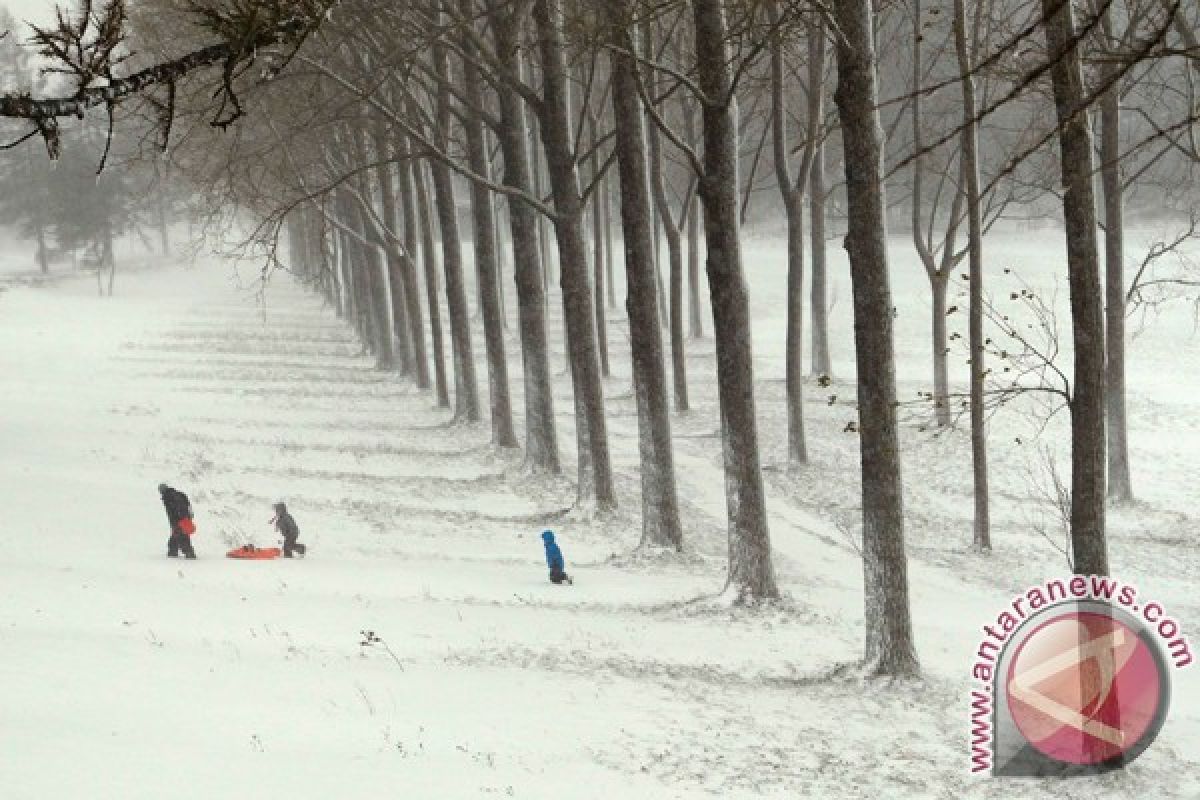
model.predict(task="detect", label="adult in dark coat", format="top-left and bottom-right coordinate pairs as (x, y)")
top-left (272, 502), bottom-right (305, 557)
top-left (159, 483), bottom-right (195, 559)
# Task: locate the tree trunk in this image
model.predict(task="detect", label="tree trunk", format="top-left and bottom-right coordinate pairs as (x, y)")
top-left (430, 35), bottom-right (480, 422)
top-left (931, 272), bottom-right (951, 420)
top-left (808, 25), bottom-right (832, 379)
top-left (589, 115), bottom-right (611, 378)
top-left (347, 192), bottom-right (396, 370)
top-left (323, 215), bottom-right (343, 317)
top-left (1041, 0), bottom-right (1109, 576)
top-left (339, 194), bottom-right (374, 349)
top-left (460, 6), bottom-right (518, 447)
top-left (494, 194), bottom-right (509, 328)
top-left (953, 0), bottom-right (991, 551)
top-left (351, 128), bottom-right (397, 371)
top-left (911, 0), bottom-right (953, 429)
top-left (810, 138), bottom-right (831, 378)
top-left (414, 155), bottom-right (451, 408)
top-left (397, 137), bottom-right (432, 390)
top-left (533, 0), bottom-right (616, 512)
top-left (604, 175), bottom-right (618, 309)
top-left (653, 200), bottom-right (667, 326)
top-left (784, 198), bottom-right (808, 464)
top-left (832, 0), bottom-right (919, 675)
top-left (1101, 7), bottom-right (1133, 505)
top-left (373, 128), bottom-right (414, 377)
top-left (687, 192), bottom-right (703, 339)
top-left (336, 225), bottom-right (358, 328)
top-left (429, 155), bottom-right (480, 422)
top-left (157, 195), bottom-right (170, 257)
top-left (692, 0), bottom-right (778, 602)
top-left (648, 82), bottom-right (690, 412)
top-left (682, 93), bottom-right (704, 340)
top-left (769, 0), bottom-right (815, 465)
top-left (103, 211), bottom-right (116, 297)
top-left (531, 110), bottom-right (554, 299)
top-left (487, 0), bottom-right (561, 473)
top-left (608, 10), bottom-right (684, 550)
top-left (34, 220), bottom-right (49, 274)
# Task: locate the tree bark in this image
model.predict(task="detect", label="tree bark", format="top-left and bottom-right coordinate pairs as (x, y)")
top-left (648, 79), bottom-right (690, 413)
top-left (769, 0), bottom-right (816, 465)
top-left (430, 34), bottom-right (481, 423)
top-left (533, 0), bottom-right (617, 512)
top-left (832, 0), bottom-right (919, 675)
top-left (397, 137), bottom-right (432, 390)
top-left (589, 114), bottom-right (611, 378)
top-left (608, 8), bottom-right (684, 550)
top-left (653, 198), bottom-right (667, 326)
top-left (687, 192), bottom-right (703, 339)
top-left (808, 24), bottom-right (832, 379)
top-left (102, 208), bottom-right (116, 297)
top-left (487, 0), bottom-right (561, 473)
top-left (530, 109), bottom-right (554, 300)
top-left (911, 0), bottom-right (954, 429)
top-left (414, 154), bottom-right (451, 409)
top-left (373, 127), bottom-right (415, 377)
top-left (681, 92), bottom-right (704, 340)
top-left (34, 220), bottom-right (49, 274)
top-left (604, 175), bottom-right (617, 309)
top-left (1041, 0), bottom-right (1109, 576)
top-left (1101, 6), bottom-right (1133, 505)
top-left (954, 0), bottom-right (991, 551)
top-left (351, 127), bottom-right (397, 371)
top-left (460, 4), bottom-right (518, 447)
top-left (692, 0), bottom-right (778, 602)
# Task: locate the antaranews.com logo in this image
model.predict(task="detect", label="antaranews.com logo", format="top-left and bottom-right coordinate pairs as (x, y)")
top-left (969, 576), bottom-right (1192, 776)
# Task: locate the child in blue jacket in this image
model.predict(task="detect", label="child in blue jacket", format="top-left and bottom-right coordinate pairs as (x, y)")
top-left (541, 530), bottom-right (572, 585)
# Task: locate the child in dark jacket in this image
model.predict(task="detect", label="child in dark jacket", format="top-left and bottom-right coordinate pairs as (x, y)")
top-left (541, 530), bottom-right (572, 585)
top-left (272, 502), bottom-right (306, 557)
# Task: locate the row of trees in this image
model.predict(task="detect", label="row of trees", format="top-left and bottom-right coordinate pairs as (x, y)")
top-left (4, 0), bottom-right (1200, 677)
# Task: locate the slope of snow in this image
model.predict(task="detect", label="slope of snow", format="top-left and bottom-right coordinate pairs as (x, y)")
top-left (1, 235), bottom-right (1196, 799)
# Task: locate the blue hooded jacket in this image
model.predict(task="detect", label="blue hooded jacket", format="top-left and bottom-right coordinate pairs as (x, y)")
top-left (541, 530), bottom-right (565, 572)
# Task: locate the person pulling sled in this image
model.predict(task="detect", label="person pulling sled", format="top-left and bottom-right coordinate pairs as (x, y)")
top-left (541, 530), bottom-right (572, 585)
top-left (159, 483), bottom-right (196, 559)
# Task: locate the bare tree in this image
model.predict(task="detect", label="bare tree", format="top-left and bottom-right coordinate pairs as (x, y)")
top-left (485, 0), bottom-right (561, 473)
top-left (690, 0), bottom-right (779, 601)
top-left (954, 0), bottom-right (991, 551)
top-left (533, 0), bottom-right (617, 512)
top-left (607, 1), bottom-right (683, 549)
top-left (1040, 0), bottom-right (1109, 576)
top-left (768, 0), bottom-right (822, 465)
top-left (832, 0), bottom-right (919, 675)
top-left (1098, 1), bottom-right (1134, 503)
top-left (458, 0), bottom-right (517, 447)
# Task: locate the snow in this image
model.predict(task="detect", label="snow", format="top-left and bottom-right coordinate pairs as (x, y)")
top-left (1, 230), bottom-right (1197, 798)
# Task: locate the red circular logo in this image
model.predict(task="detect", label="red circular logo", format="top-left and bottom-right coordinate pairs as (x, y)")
top-left (1006, 611), bottom-right (1167, 765)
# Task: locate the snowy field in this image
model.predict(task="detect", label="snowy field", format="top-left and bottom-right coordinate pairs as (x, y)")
top-left (1, 230), bottom-right (1198, 799)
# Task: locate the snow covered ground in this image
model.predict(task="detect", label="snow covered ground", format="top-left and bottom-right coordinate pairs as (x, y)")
top-left (1, 231), bottom-right (1197, 799)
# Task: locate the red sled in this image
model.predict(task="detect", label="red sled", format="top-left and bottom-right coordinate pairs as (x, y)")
top-left (179, 517), bottom-right (196, 535)
top-left (226, 545), bottom-right (282, 560)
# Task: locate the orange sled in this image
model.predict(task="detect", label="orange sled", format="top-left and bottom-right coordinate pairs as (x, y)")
top-left (226, 545), bottom-right (282, 560)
